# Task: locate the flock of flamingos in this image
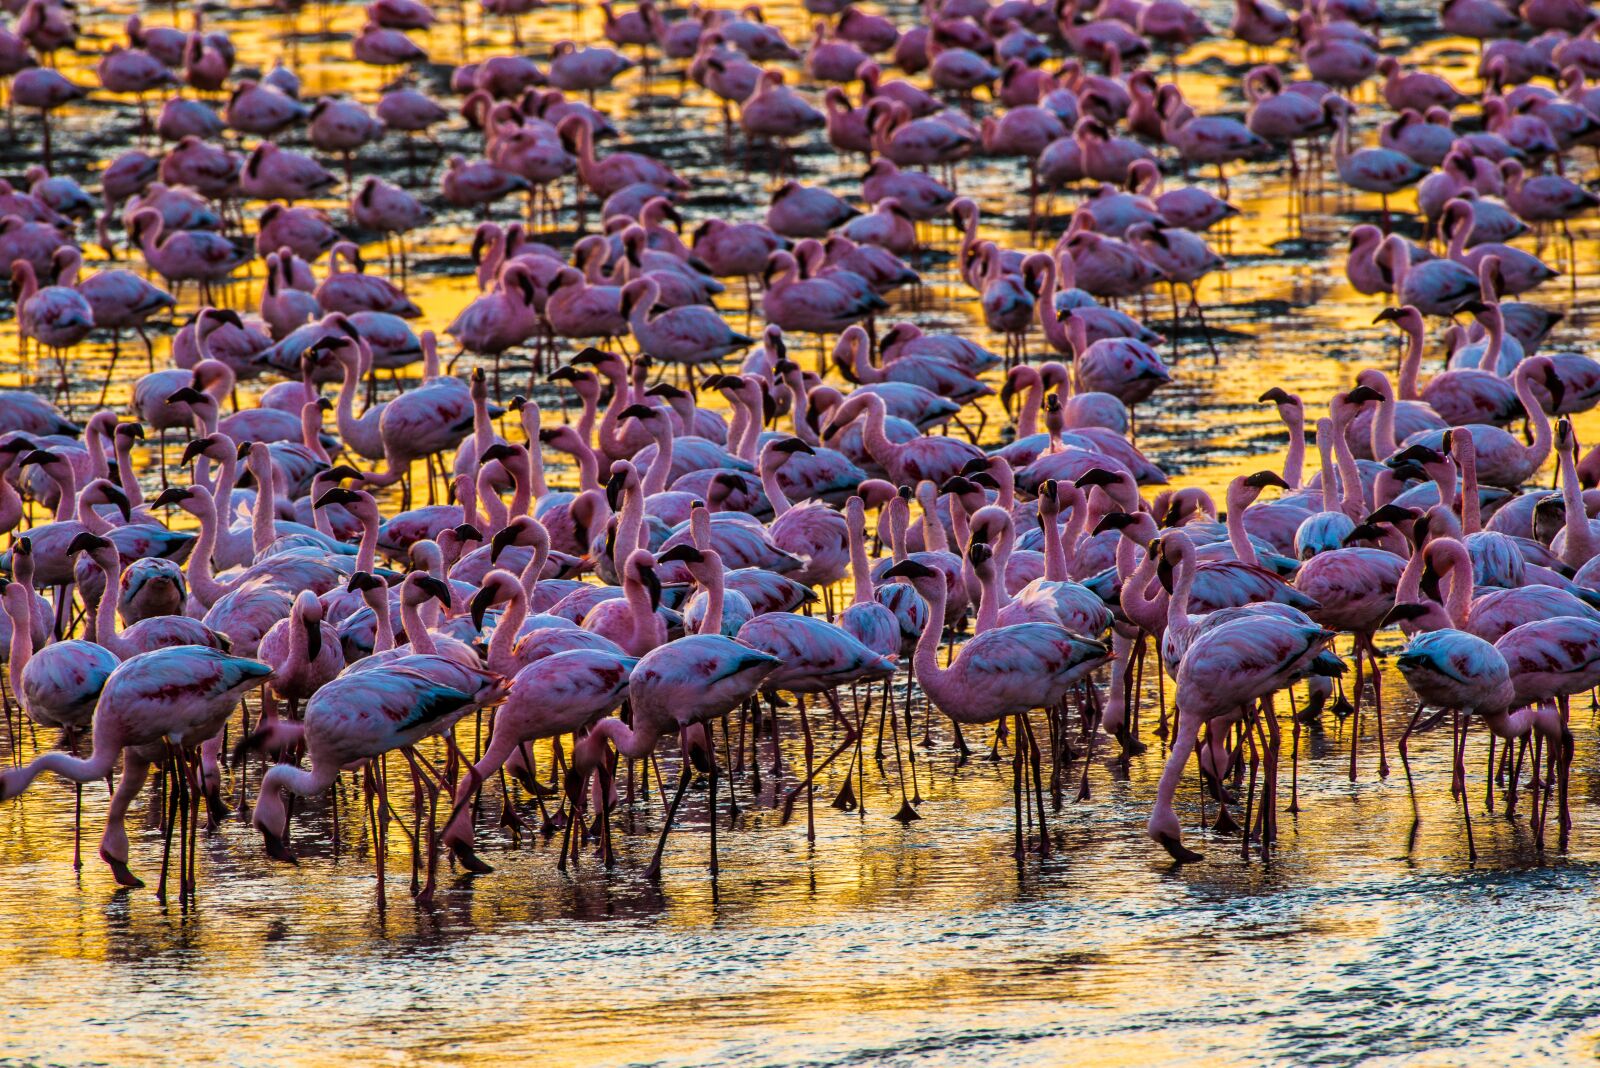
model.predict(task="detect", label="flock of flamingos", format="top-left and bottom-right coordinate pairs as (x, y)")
top-left (1, 0), bottom-right (1599, 908)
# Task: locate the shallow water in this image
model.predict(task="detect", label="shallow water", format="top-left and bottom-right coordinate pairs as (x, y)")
top-left (5, 1), bottom-right (1600, 1065)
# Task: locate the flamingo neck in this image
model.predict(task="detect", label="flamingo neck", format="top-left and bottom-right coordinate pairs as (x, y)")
top-left (1458, 447), bottom-right (1481, 534)
top-left (477, 466), bottom-right (510, 533)
top-left (1513, 366), bottom-right (1554, 476)
top-left (1042, 510), bottom-right (1068, 582)
top-left (643, 424), bottom-right (673, 497)
top-left (522, 412), bottom-right (549, 500)
top-left (737, 394), bottom-right (763, 465)
top-left (848, 510), bottom-right (874, 606)
top-left (974, 560), bottom-right (1002, 634)
top-left (1164, 540), bottom-right (1197, 641)
top-left (1330, 410), bottom-right (1364, 518)
top-left (699, 565), bottom-right (725, 635)
top-left (48, 464), bottom-right (76, 523)
top-left (1280, 409), bottom-right (1305, 489)
top-left (789, 379), bottom-right (817, 445)
top-left (1372, 384), bottom-right (1399, 460)
top-left (760, 456), bottom-right (792, 517)
top-left (624, 574), bottom-right (661, 655)
top-left (1559, 443), bottom-right (1599, 565)
top-left (367, 590), bottom-right (395, 653)
top-left (401, 596), bottom-right (437, 654)
top-left (1225, 492), bottom-right (1259, 567)
top-left (4, 593), bottom-right (31, 694)
top-left (592, 714), bottom-right (657, 761)
top-left (251, 465), bottom-right (276, 557)
top-left (488, 585), bottom-right (527, 673)
top-left (188, 496), bottom-right (228, 607)
top-left (1478, 314), bottom-right (1502, 372)
top-left (357, 510), bottom-right (377, 573)
top-left (858, 398), bottom-right (897, 470)
top-left (91, 556), bottom-right (126, 655)
top-left (596, 369), bottom-right (631, 462)
top-left (617, 486), bottom-right (643, 567)
top-left (1398, 323), bottom-right (1424, 400)
top-left (908, 578), bottom-right (957, 709)
top-left (75, 494), bottom-right (112, 536)
top-left (1435, 539), bottom-right (1474, 629)
top-left (919, 491), bottom-right (947, 553)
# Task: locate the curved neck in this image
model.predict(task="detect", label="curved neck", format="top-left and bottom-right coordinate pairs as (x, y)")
top-left (92, 555), bottom-right (126, 655)
top-left (367, 590), bottom-right (395, 654)
top-left (642, 423), bottom-right (673, 497)
top-left (1118, 539), bottom-right (1165, 634)
top-left (624, 573), bottom-right (661, 654)
top-left (909, 579), bottom-right (956, 706)
top-left (974, 561), bottom-right (1002, 634)
top-left (699, 564), bottom-right (725, 634)
top-left (49, 464), bottom-right (77, 522)
top-left (1398, 322), bottom-right (1424, 400)
top-left (188, 496), bottom-right (229, 607)
top-left (1281, 408), bottom-right (1307, 490)
top-left (1225, 493), bottom-right (1258, 567)
top-left (251, 463), bottom-right (277, 557)
top-left (789, 379), bottom-right (816, 445)
top-left (76, 494), bottom-right (113, 535)
top-left (477, 466), bottom-right (510, 533)
top-left (1164, 542), bottom-right (1197, 640)
top-left (488, 585), bottom-right (527, 673)
top-left (1042, 510), bottom-right (1068, 581)
top-left (760, 455), bottom-right (793, 517)
top-left (401, 596), bottom-right (436, 654)
top-left (1560, 442), bottom-right (1600, 565)
top-left (1331, 410), bottom-right (1364, 517)
top-left (592, 714), bottom-right (658, 761)
top-left (1478, 313), bottom-right (1503, 372)
top-left (1435, 539), bottom-right (1474, 628)
top-left (858, 399), bottom-right (896, 468)
top-left (1513, 366), bottom-right (1554, 475)
top-left (5, 593), bottom-right (31, 694)
top-left (596, 369), bottom-right (632, 461)
top-left (848, 507), bottom-right (874, 605)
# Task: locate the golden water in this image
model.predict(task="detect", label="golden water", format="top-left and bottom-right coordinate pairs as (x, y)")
top-left (3, 1), bottom-right (1600, 1064)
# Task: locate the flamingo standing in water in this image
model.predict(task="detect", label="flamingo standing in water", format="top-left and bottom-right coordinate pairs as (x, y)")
top-left (569, 635), bottom-right (782, 880)
top-left (881, 558), bottom-right (1106, 856)
top-left (0, 645), bottom-right (272, 901)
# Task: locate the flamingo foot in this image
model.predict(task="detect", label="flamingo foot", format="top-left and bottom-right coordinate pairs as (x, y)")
top-left (831, 776), bottom-right (857, 811)
top-left (892, 801), bottom-right (920, 824)
top-left (1212, 805), bottom-right (1240, 835)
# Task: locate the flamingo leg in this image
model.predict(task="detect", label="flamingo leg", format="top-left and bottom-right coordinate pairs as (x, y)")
top-left (644, 762), bottom-right (693, 883)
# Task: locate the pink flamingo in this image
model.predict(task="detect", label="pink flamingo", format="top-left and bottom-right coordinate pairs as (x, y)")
top-left (441, 647), bottom-right (636, 872)
top-left (1, 645), bottom-right (272, 896)
top-left (882, 558), bottom-right (1107, 855)
top-left (1149, 612), bottom-right (1336, 861)
top-left (314, 242), bottom-right (419, 318)
top-left (127, 207), bottom-right (249, 302)
top-left (567, 634), bottom-right (781, 879)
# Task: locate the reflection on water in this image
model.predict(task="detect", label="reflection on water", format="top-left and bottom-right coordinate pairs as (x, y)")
top-left (5, 0), bottom-right (1600, 1063)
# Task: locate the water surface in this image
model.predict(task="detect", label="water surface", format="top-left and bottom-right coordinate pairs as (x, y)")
top-left (4, 1), bottom-right (1600, 1064)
